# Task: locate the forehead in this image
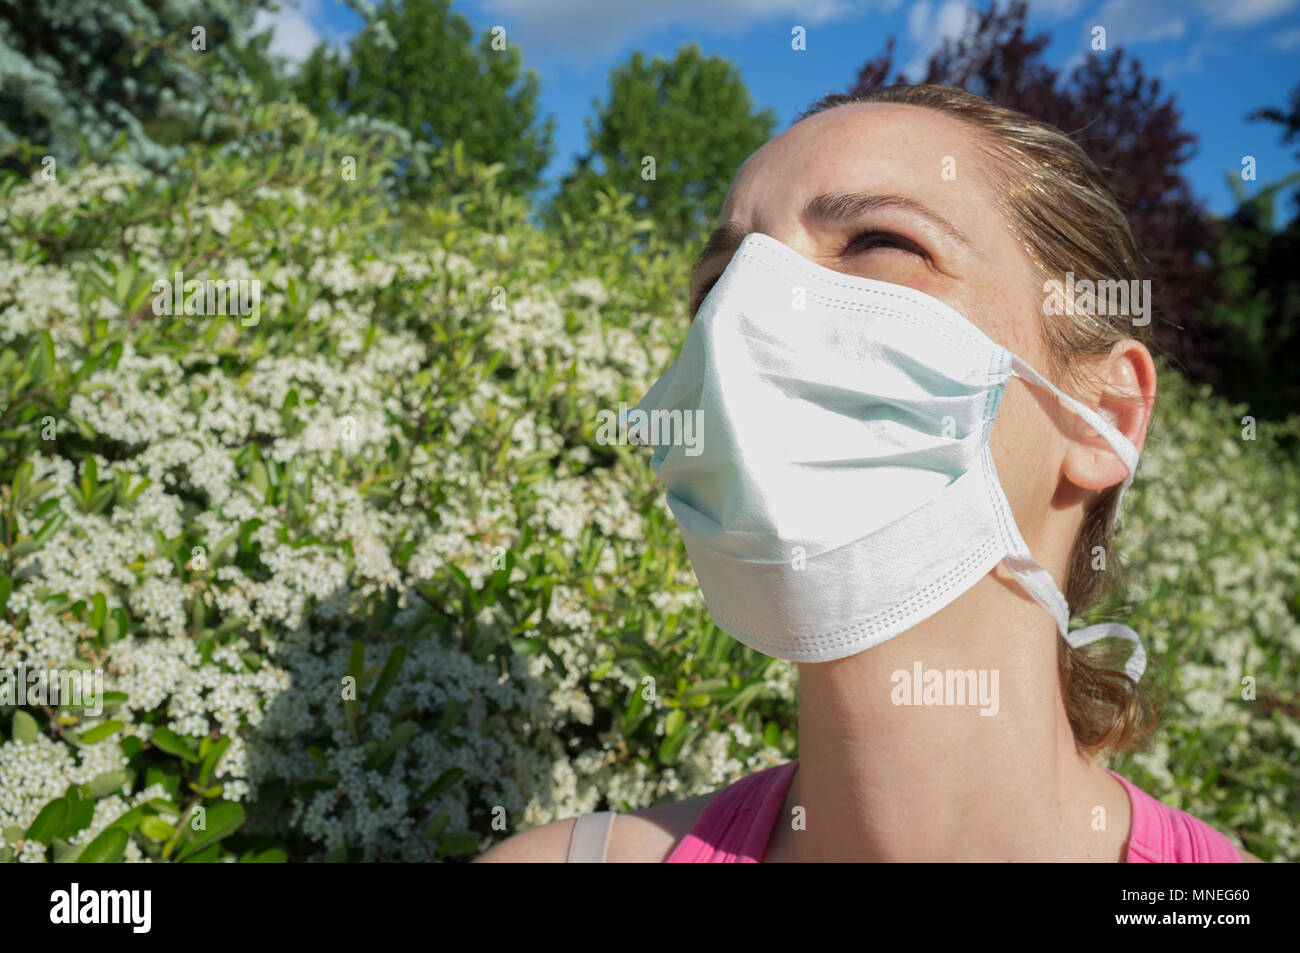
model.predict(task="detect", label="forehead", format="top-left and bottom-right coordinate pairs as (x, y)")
top-left (721, 102), bottom-right (1001, 233)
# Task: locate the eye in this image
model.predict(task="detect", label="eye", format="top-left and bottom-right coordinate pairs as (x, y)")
top-left (844, 230), bottom-right (926, 257)
top-left (689, 231), bottom-right (926, 318)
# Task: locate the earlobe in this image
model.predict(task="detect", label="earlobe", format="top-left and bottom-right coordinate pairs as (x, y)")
top-left (1061, 340), bottom-right (1156, 493)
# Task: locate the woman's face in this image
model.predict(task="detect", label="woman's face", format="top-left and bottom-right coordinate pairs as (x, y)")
top-left (689, 101), bottom-right (1114, 562)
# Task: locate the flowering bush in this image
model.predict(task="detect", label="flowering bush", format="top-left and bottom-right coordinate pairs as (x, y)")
top-left (1106, 378), bottom-right (1300, 860)
top-left (0, 102), bottom-right (1295, 862)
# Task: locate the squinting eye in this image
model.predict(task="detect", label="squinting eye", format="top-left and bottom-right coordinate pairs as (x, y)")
top-left (690, 231), bottom-right (924, 318)
top-left (847, 230), bottom-right (924, 256)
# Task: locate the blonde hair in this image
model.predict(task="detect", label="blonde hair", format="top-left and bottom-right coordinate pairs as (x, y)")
top-left (798, 84), bottom-right (1159, 758)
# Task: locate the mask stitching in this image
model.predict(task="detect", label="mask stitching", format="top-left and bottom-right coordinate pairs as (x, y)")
top-left (729, 247), bottom-right (989, 355)
top-left (698, 535), bottom-right (1003, 650)
top-left (735, 238), bottom-right (990, 338)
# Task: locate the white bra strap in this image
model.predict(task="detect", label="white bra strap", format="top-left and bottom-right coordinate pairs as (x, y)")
top-left (567, 811), bottom-right (615, 863)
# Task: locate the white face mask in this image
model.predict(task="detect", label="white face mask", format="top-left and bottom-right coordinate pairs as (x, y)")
top-left (627, 232), bottom-right (1146, 679)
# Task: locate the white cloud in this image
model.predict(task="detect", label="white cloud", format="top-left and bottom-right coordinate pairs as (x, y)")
top-left (252, 0), bottom-right (326, 66)
top-left (1093, 0), bottom-right (1187, 45)
top-left (1271, 25), bottom-right (1300, 48)
top-left (901, 0), bottom-right (973, 80)
top-left (907, 1), bottom-right (933, 42)
top-left (1158, 40), bottom-right (1213, 77)
top-left (1197, 0), bottom-right (1300, 27)
top-left (1022, 0), bottom-right (1088, 16)
top-left (1090, 0), bottom-right (1297, 51)
top-left (473, 0), bottom-right (864, 63)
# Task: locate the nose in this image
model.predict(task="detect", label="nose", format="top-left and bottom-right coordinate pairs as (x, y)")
top-left (734, 223), bottom-right (819, 268)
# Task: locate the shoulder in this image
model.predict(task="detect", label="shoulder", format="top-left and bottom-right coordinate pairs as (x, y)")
top-left (473, 790), bottom-right (718, 863)
top-left (472, 814), bottom-right (578, 863)
top-left (1112, 770), bottom-right (1262, 864)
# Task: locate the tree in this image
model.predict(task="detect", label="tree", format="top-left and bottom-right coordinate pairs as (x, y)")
top-left (1250, 79), bottom-right (1300, 217)
top-left (545, 43), bottom-right (778, 245)
top-left (292, 0), bottom-right (553, 199)
top-left (835, 1), bottom-right (1225, 389)
top-left (1205, 80), bottom-right (1300, 422)
top-left (0, 0), bottom-right (282, 175)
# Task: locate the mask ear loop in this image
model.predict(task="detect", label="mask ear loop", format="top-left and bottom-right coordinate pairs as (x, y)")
top-left (1002, 354), bottom-right (1147, 682)
top-left (1008, 355), bottom-right (1140, 531)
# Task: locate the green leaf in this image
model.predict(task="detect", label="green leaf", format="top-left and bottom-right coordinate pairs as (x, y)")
top-left (88, 485), bottom-right (116, 514)
top-left (658, 722), bottom-right (696, 767)
top-left (198, 736), bottom-right (231, 787)
top-left (249, 459), bottom-right (270, 499)
top-left (435, 698), bottom-right (469, 734)
top-left (76, 825), bottom-right (128, 863)
top-left (416, 767), bottom-right (465, 804)
top-left (664, 708), bottom-right (685, 737)
top-left (90, 592), bottom-right (107, 630)
top-left (438, 831), bottom-right (480, 855)
top-left (26, 797), bottom-right (70, 846)
top-left (175, 801), bottom-right (245, 861)
top-left (16, 479), bottom-right (54, 511)
top-left (85, 770), bottom-right (129, 799)
top-left (147, 798), bottom-right (180, 816)
top-left (81, 456), bottom-right (98, 504)
top-left (60, 791), bottom-right (95, 838)
top-left (365, 643), bottom-right (407, 715)
top-left (12, 709), bottom-right (38, 743)
top-left (32, 510), bottom-right (66, 545)
top-left (364, 720), bottom-right (418, 769)
top-left (107, 804), bottom-right (148, 835)
top-left (347, 640), bottom-right (365, 681)
top-left (422, 810), bottom-right (451, 840)
top-left (139, 816), bottom-right (174, 841)
top-left (150, 726), bottom-right (200, 762)
top-left (239, 848), bottom-right (287, 863)
top-left (53, 837), bottom-right (85, 863)
top-left (79, 721), bottom-right (124, 744)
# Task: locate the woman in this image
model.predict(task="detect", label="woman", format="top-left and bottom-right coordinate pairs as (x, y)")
top-left (476, 85), bottom-right (1262, 863)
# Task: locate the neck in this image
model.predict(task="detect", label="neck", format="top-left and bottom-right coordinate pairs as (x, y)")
top-left (764, 571), bottom-right (1132, 862)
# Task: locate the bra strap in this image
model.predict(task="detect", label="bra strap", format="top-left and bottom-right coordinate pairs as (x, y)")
top-left (567, 811), bottom-right (615, 863)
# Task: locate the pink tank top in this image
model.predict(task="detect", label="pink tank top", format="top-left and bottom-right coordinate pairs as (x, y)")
top-left (664, 760), bottom-right (1242, 862)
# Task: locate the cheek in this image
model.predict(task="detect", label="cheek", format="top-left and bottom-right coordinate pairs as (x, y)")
top-left (987, 379), bottom-right (1064, 538)
top-left (966, 275), bottom-right (1063, 530)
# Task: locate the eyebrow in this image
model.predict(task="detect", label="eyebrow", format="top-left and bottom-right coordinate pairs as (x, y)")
top-left (692, 191), bottom-right (974, 280)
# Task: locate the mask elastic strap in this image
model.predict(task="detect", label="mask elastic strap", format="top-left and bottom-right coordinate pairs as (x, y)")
top-left (1008, 355), bottom-right (1139, 530)
top-left (1064, 622), bottom-right (1148, 683)
top-left (993, 355), bottom-right (1146, 682)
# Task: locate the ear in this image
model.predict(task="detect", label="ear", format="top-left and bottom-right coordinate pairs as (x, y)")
top-left (1061, 340), bottom-right (1156, 492)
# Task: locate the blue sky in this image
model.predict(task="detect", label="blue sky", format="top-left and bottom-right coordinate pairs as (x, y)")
top-left (256, 0), bottom-right (1300, 218)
